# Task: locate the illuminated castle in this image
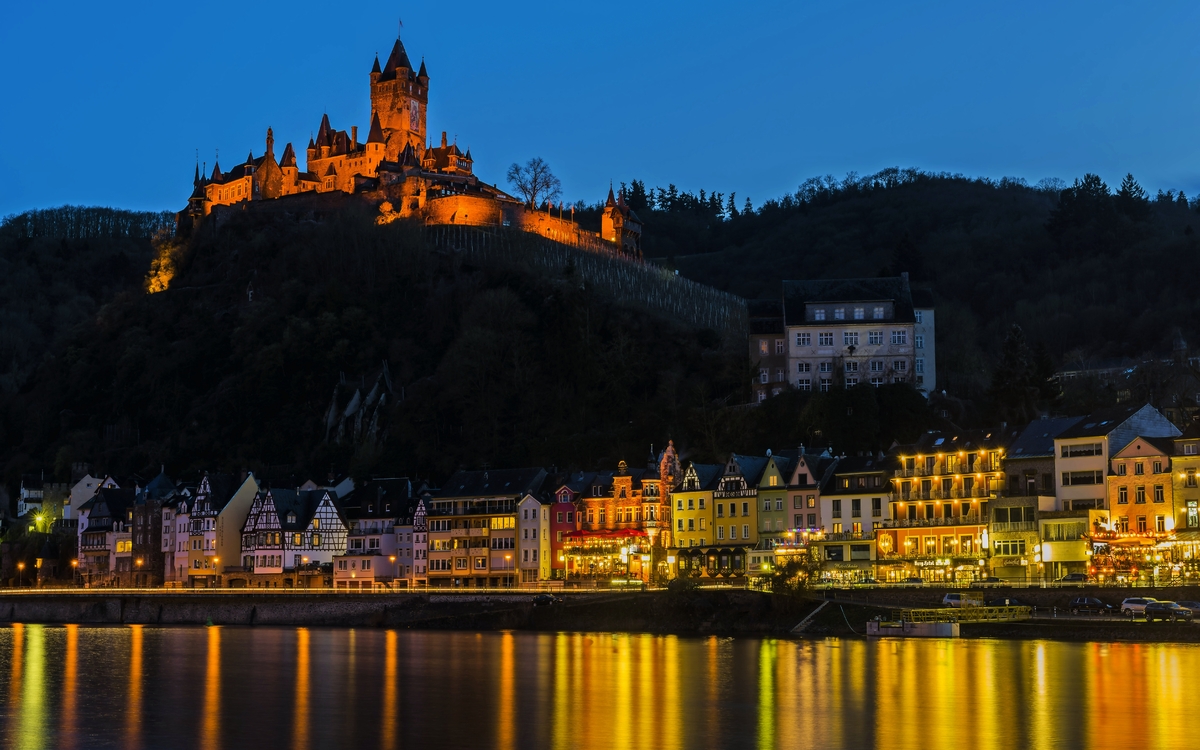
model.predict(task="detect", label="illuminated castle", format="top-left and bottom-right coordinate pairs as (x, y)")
top-left (179, 35), bottom-right (641, 256)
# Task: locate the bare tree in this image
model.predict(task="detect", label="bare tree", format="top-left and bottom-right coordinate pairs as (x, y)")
top-left (506, 157), bottom-right (562, 208)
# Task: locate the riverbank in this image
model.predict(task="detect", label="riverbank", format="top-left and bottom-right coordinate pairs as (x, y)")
top-left (0, 590), bottom-right (815, 635)
top-left (802, 600), bottom-right (1200, 642)
top-left (4, 589), bottom-right (1200, 641)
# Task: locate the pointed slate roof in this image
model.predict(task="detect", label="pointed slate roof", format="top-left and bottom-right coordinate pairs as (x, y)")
top-left (417, 59), bottom-right (428, 79)
top-left (280, 142), bottom-right (297, 168)
top-left (145, 470), bottom-right (176, 500)
top-left (367, 112), bottom-right (385, 144)
top-left (316, 114), bottom-right (333, 147)
top-left (211, 161), bottom-right (222, 180)
top-left (371, 55), bottom-right (381, 74)
top-left (380, 38), bottom-right (412, 80)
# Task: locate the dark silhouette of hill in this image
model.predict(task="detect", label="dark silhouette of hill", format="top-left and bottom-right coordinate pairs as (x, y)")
top-left (622, 168), bottom-right (1200, 400)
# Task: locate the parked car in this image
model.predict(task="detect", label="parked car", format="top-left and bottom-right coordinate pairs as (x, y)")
top-left (970, 577), bottom-right (1005, 588)
top-left (1120, 597), bottom-right (1158, 617)
top-left (988, 597), bottom-right (1031, 608)
top-left (1069, 597), bottom-right (1115, 616)
top-left (1175, 600), bottom-right (1200, 615)
top-left (1144, 601), bottom-right (1194, 623)
top-left (943, 593), bottom-right (983, 608)
top-left (1057, 573), bottom-right (1088, 586)
top-left (532, 594), bottom-right (562, 607)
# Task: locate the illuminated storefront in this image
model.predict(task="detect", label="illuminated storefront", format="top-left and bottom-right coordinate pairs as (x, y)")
top-left (564, 529), bottom-right (651, 583)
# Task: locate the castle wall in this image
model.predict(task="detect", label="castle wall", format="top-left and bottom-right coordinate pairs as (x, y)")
top-left (504, 206), bottom-right (614, 254)
top-left (424, 195), bottom-right (502, 227)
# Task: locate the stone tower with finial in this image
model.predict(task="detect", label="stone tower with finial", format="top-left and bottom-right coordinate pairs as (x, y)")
top-left (369, 34), bottom-right (429, 161)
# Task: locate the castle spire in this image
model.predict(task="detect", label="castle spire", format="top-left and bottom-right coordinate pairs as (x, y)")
top-left (265, 127), bottom-right (274, 159)
top-left (605, 183), bottom-right (616, 207)
top-left (382, 37), bottom-right (412, 76)
top-left (194, 161), bottom-right (200, 186)
top-left (417, 58), bottom-right (428, 80)
top-left (367, 111), bottom-right (385, 144)
top-left (371, 54), bottom-right (381, 74)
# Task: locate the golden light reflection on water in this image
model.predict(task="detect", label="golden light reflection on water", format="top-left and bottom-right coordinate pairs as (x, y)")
top-left (497, 632), bottom-right (514, 750)
top-left (381, 629), bottom-right (397, 750)
top-left (18, 624), bottom-right (45, 750)
top-left (6, 628), bottom-right (1200, 749)
top-left (201, 627), bottom-right (220, 750)
top-left (294, 627), bottom-right (311, 750)
top-left (61, 624), bottom-right (78, 750)
top-left (125, 625), bottom-right (143, 750)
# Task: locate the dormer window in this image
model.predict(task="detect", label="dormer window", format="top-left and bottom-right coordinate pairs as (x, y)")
top-left (834, 308), bottom-right (845, 320)
top-left (814, 309), bottom-right (826, 321)
top-left (287, 512), bottom-right (297, 524)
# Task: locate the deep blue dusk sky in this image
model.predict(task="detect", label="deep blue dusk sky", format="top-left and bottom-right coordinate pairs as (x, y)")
top-left (2, 2), bottom-right (1199, 216)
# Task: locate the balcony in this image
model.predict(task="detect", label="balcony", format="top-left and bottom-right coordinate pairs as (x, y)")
top-left (882, 515), bottom-right (985, 529)
top-left (820, 531), bottom-right (876, 542)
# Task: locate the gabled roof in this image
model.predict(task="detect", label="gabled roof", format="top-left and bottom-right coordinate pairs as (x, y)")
top-left (1008, 417), bottom-right (1086, 458)
top-left (729, 454), bottom-right (770, 485)
top-left (144, 470), bottom-right (176, 500)
top-left (267, 488), bottom-right (347, 530)
top-left (782, 276), bottom-right (915, 326)
top-left (682, 463), bottom-right (723, 491)
top-left (1113, 435), bottom-right (1177, 458)
top-left (1055, 404), bottom-right (1146, 440)
top-left (436, 468), bottom-right (547, 500)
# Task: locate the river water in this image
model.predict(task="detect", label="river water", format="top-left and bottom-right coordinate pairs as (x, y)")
top-left (0, 624), bottom-right (1193, 749)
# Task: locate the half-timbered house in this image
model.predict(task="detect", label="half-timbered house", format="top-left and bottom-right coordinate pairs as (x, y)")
top-left (239, 487), bottom-right (349, 588)
top-left (185, 473), bottom-right (256, 587)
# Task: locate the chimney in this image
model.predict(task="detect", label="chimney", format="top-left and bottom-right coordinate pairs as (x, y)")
top-left (351, 126), bottom-right (358, 150)
top-left (441, 131), bottom-right (448, 148)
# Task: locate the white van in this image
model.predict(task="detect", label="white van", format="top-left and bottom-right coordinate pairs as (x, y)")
top-left (942, 593), bottom-right (983, 608)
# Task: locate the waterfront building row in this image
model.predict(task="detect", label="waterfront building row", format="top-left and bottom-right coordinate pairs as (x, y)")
top-left (19, 404), bottom-right (1199, 588)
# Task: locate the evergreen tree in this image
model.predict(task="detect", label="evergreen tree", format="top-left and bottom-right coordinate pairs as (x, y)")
top-left (989, 325), bottom-right (1038, 424)
top-left (726, 192), bottom-right (739, 219)
top-left (1114, 173), bottom-right (1149, 220)
top-left (626, 180), bottom-right (649, 211)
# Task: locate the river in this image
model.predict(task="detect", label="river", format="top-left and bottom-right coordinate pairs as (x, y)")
top-left (0, 624), bottom-right (1193, 749)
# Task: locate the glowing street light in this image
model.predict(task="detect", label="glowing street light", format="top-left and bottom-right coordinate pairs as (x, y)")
top-left (17, 562), bottom-right (25, 587)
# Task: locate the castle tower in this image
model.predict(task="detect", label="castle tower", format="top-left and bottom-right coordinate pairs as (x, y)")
top-left (370, 37), bottom-right (428, 161)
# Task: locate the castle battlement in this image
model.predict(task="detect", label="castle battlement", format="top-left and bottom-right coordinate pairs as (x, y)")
top-left (178, 35), bottom-right (641, 258)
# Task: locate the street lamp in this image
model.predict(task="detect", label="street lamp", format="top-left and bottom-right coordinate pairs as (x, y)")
top-left (505, 554), bottom-right (512, 589)
top-left (389, 555), bottom-right (397, 586)
top-left (136, 558), bottom-right (143, 588)
top-left (17, 562), bottom-right (25, 587)
top-left (71, 559), bottom-right (79, 587)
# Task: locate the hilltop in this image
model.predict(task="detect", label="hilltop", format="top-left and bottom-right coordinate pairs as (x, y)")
top-left (615, 169), bottom-right (1200, 402)
top-left (0, 208), bottom-right (745, 486)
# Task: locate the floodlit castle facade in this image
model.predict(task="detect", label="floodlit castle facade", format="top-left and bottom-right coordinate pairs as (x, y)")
top-left (179, 35), bottom-right (641, 256)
